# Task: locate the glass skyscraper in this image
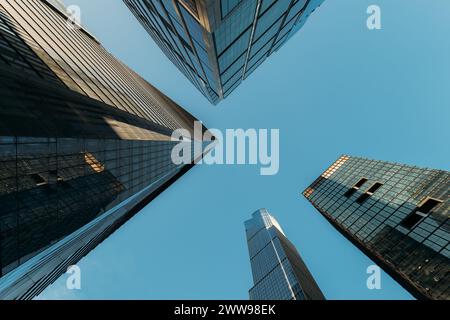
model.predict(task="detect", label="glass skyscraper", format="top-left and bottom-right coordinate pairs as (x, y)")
top-left (124, 0), bottom-right (326, 104)
top-left (303, 156), bottom-right (449, 300)
top-left (245, 209), bottom-right (325, 300)
top-left (0, 0), bottom-right (210, 299)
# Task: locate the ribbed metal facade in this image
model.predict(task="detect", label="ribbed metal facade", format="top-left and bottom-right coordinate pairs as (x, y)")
top-left (0, 0), bottom-right (209, 299)
top-left (124, 0), bottom-right (325, 104)
top-left (304, 156), bottom-right (449, 300)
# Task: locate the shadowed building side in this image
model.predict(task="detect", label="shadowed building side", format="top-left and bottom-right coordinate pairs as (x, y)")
top-left (0, 0), bottom-right (212, 299)
top-left (303, 155), bottom-right (449, 300)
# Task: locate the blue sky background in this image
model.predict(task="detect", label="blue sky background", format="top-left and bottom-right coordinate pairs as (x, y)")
top-left (38, 0), bottom-right (450, 300)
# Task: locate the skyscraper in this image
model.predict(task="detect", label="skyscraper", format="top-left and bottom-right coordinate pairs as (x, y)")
top-left (303, 156), bottom-right (449, 300)
top-left (245, 209), bottom-right (325, 300)
top-left (0, 0), bottom-right (211, 299)
top-left (123, 0), bottom-right (325, 104)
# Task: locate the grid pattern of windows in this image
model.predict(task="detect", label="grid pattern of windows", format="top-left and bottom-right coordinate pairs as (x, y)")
top-left (0, 137), bottom-right (184, 275)
top-left (124, 0), bottom-right (220, 104)
top-left (304, 156), bottom-right (450, 300)
top-left (1, 0), bottom-right (195, 131)
top-left (0, 0), bottom-right (210, 299)
top-left (124, 0), bottom-right (326, 104)
top-left (245, 209), bottom-right (325, 300)
top-left (0, 8), bottom-right (62, 84)
top-left (249, 259), bottom-right (300, 300)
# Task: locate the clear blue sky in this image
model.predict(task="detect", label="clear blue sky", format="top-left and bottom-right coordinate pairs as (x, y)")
top-left (38, 0), bottom-right (450, 300)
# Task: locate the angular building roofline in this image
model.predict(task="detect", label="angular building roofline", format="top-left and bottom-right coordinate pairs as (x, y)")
top-left (303, 156), bottom-right (449, 300)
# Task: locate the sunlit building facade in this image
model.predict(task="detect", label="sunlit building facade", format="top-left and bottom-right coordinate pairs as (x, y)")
top-left (0, 0), bottom-right (210, 299)
top-left (245, 209), bottom-right (325, 300)
top-left (124, 0), bottom-right (326, 104)
top-left (303, 156), bottom-right (450, 300)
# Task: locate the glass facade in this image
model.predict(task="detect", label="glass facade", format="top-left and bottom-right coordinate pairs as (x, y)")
top-left (303, 156), bottom-right (450, 300)
top-left (0, 0), bottom-right (210, 299)
top-left (124, 0), bottom-right (326, 104)
top-left (245, 209), bottom-right (325, 300)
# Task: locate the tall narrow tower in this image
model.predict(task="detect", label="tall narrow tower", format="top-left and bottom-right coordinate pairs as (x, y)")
top-left (245, 209), bottom-right (325, 300)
